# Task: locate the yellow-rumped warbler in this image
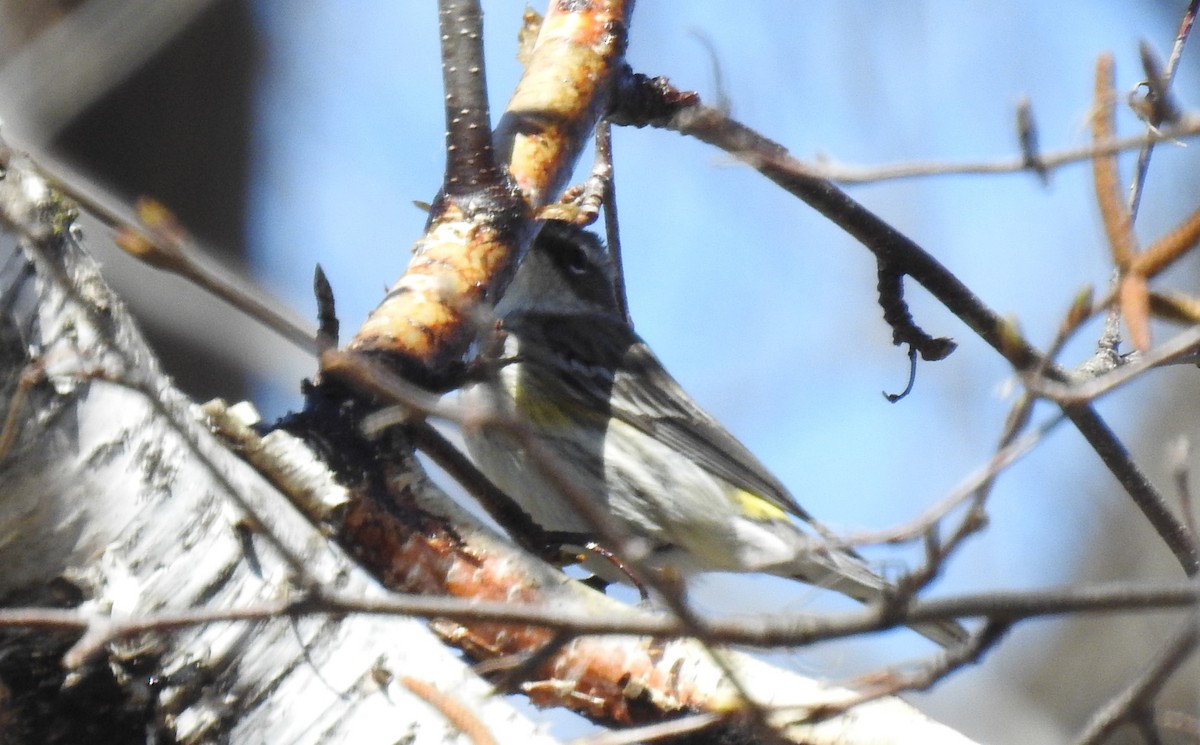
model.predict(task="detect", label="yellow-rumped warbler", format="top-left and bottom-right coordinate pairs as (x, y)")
top-left (463, 222), bottom-right (965, 646)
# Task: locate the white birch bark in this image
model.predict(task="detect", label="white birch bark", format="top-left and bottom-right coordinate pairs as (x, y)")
top-left (0, 140), bottom-right (562, 745)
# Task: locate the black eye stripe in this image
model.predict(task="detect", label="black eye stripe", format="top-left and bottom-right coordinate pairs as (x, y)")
top-left (538, 224), bottom-right (605, 278)
top-left (564, 245), bottom-right (590, 273)
top-left (532, 224), bottom-right (618, 309)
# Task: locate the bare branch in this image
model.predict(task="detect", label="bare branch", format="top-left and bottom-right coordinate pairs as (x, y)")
top-left (796, 121), bottom-right (1200, 185)
top-left (656, 99), bottom-right (1036, 371)
top-left (813, 621), bottom-right (1012, 721)
top-left (1027, 323), bottom-right (1200, 404)
top-left (572, 712), bottom-right (726, 745)
top-left (1064, 404), bottom-right (1199, 575)
top-left (1, 581), bottom-right (1196, 663)
top-left (847, 411), bottom-right (1064, 548)
top-left (30, 157), bottom-right (319, 355)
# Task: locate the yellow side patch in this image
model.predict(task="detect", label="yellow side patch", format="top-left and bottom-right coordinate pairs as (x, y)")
top-left (731, 488), bottom-right (788, 521)
top-left (514, 382), bottom-right (574, 427)
top-left (513, 380), bottom-right (606, 428)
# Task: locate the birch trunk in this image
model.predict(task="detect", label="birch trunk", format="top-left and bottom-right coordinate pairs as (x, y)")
top-left (0, 141), bottom-right (561, 744)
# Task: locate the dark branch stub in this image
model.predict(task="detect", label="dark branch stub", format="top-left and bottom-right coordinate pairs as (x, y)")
top-left (1016, 97), bottom-right (1049, 184)
top-left (313, 264), bottom-right (339, 354)
top-left (876, 259), bottom-right (957, 363)
top-left (1133, 40), bottom-right (1183, 128)
top-left (607, 67), bottom-right (701, 129)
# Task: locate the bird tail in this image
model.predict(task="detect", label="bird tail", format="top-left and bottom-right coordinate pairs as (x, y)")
top-left (788, 550), bottom-right (968, 648)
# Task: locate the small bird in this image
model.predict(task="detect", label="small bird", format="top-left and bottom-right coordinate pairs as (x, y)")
top-left (462, 222), bottom-right (966, 646)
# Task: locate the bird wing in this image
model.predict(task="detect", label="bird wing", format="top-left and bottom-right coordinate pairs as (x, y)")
top-left (611, 338), bottom-right (814, 522)
top-left (506, 313), bottom-right (814, 523)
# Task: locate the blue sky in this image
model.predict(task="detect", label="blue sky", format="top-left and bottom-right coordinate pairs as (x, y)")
top-left (247, 3), bottom-right (1194, 740)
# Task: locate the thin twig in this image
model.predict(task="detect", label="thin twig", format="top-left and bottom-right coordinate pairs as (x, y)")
top-left (1092, 53), bottom-right (1155, 352)
top-left (869, 398), bottom-right (1059, 597)
top-left (882, 297), bottom-right (1096, 583)
top-left (406, 419), bottom-right (570, 562)
top-left (846, 411), bottom-right (1064, 547)
top-left (1027, 322), bottom-right (1200, 403)
top-left (803, 120), bottom-right (1200, 185)
top-left (659, 100), bottom-right (1041, 371)
top-left (1157, 710), bottom-right (1200, 739)
top-left (810, 620), bottom-right (1010, 722)
top-left (475, 630), bottom-right (573, 693)
top-left (595, 122), bottom-right (630, 324)
top-left (570, 711), bottom-right (727, 745)
top-left (912, 291), bottom-right (1097, 568)
top-left (1128, 0), bottom-right (1199, 216)
top-left (33, 159), bottom-right (319, 355)
top-left (1075, 612), bottom-right (1200, 745)
top-left (2, 580), bottom-right (1192, 670)
top-left (1065, 404), bottom-right (1199, 575)
top-left (1165, 0), bottom-right (1200, 81)
top-left (322, 350), bottom-right (458, 421)
top-left (0, 361), bottom-right (44, 462)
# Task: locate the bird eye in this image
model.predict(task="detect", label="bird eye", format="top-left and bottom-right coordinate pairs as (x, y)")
top-left (563, 244), bottom-right (591, 274)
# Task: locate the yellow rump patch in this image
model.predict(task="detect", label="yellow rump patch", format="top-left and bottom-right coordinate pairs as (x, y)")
top-left (731, 488), bottom-right (788, 521)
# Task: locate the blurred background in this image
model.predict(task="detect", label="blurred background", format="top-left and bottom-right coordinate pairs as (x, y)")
top-left (1, 1), bottom-right (1197, 742)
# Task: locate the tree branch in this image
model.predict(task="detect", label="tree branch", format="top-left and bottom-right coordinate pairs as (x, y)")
top-left (439, 0), bottom-right (503, 195)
